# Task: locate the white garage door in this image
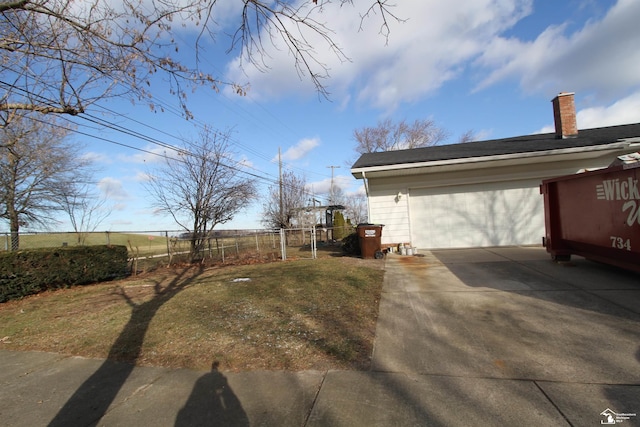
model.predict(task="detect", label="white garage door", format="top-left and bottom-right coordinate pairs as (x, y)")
top-left (409, 181), bottom-right (545, 249)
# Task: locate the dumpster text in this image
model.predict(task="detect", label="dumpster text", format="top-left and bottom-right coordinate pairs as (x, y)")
top-left (596, 178), bottom-right (640, 226)
top-left (610, 236), bottom-right (632, 251)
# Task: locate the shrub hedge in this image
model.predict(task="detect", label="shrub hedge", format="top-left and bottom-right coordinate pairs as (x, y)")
top-left (341, 232), bottom-right (361, 256)
top-left (0, 245), bottom-right (129, 303)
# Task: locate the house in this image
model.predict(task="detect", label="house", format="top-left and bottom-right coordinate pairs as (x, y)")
top-left (351, 93), bottom-right (640, 250)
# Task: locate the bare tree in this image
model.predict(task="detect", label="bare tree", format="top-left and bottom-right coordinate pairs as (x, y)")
top-left (262, 170), bottom-right (309, 229)
top-left (328, 184), bottom-right (346, 207)
top-left (146, 127), bottom-right (256, 260)
top-left (343, 192), bottom-right (368, 225)
top-left (59, 184), bottom-right (113, 245)
top-left (0, 113), bottom-right (91, 250)
top-left (0, 0), bottom-right (397, 126)
top-left (329, 186), bottom-right (367, 225)
top-left (353, 118), bottom-right (449, 154)
top-left (457, 129), bottom-right (477, 144)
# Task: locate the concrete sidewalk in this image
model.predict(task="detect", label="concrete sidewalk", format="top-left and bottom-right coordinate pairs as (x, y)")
top-left (1, 247), bottom-right (639, 426)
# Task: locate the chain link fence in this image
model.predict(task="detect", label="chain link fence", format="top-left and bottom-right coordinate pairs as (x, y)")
top-left (1, 226), bottom-right (355, 271)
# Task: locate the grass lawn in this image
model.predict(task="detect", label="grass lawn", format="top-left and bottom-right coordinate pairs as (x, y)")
top-left (0, 256), bottom-right (384, 372)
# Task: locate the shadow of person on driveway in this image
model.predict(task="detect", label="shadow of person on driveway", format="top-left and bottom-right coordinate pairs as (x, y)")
top-left (175, 361), bottom-right (249, 426)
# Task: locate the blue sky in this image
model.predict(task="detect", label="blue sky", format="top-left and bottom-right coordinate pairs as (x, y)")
top-left (45, 0), bottom-right (640, 232)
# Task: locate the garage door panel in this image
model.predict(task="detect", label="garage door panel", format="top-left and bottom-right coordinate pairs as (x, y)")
top-left (409, 184), bottom-right (544, 249)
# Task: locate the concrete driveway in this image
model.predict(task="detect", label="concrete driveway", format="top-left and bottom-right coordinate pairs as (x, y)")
top-left (310, 247), bottom-right (640, 426)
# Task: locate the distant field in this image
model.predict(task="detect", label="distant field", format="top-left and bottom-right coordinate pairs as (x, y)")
top-left (2, 229), bottom-right (330, 263)
top-left (4, 232), bottom-right (172, 256)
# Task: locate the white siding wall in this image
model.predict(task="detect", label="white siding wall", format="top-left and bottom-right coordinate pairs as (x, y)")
top-left (368, 178), bottom-right (411, 245)
top-left (364, 156), bottom-right (619, 248)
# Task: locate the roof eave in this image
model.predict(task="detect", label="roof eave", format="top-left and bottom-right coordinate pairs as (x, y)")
top-left (350, 141), bottom-right (633, 179)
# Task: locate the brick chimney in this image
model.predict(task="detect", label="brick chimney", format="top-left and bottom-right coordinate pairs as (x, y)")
top-left (552, 92), bottom-right (578, 139)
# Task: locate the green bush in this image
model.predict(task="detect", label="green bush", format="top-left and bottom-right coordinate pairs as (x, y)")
top-left (342, 232), bottom-right (361, 256)
top-left (0, 245), bottom-right (129, 303)
top-left (333, 211), bottom-right (346, 240)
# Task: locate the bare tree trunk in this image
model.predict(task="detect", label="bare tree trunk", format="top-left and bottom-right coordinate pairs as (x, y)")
top-left (7, 154), bottom-right (19, 251)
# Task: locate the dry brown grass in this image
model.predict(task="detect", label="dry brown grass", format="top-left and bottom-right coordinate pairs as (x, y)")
top-left (0, 255), bottom-right (384, 372)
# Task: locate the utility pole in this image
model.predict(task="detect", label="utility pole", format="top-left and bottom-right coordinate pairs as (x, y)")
top-left (278, 147), bottom-right (283, 228)
top-left (326, 165), bottom-right (340, 243)
top-left (326, 165), bottom-right (340, 204)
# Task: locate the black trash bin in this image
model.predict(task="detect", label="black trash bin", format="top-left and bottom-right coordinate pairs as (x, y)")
top-left (356, 224), bottom-right (384, 259)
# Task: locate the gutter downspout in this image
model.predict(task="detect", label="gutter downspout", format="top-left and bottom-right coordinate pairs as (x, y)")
top-left (362, 171), bottom-right (371, 223)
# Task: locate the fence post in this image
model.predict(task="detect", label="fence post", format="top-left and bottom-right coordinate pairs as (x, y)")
top-left (279, 228), bottom-right (286, 260)
top-left (165, 231), bottom-right (170, 264)
top-left (255, 231), bottom-right (260, 254)
top-left (311, 226), bottom-right (317, 259)
top-left (105, 231), bottom-right (110, 246)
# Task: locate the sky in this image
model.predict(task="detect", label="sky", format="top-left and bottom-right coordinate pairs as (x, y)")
top-left (27, 0), bottom-right (640, 233)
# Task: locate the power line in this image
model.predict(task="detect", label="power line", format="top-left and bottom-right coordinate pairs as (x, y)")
top-left (143, 33), bottom-right (336, 181)
top-left (0, 82), bottom-right (276, 185)
top-left (0, 80), bottom-right (335, 204)
top-left (88, 93), bottom-right (333, 182)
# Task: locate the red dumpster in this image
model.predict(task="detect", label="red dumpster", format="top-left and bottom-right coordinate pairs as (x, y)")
top-left (357, 224), bottom-right (384, 259)
top-left (540, 160), bottom-right (640, 273)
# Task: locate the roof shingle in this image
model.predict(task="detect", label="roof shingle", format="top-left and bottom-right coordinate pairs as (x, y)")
top-left (351, 123), bottom-right (640, 169)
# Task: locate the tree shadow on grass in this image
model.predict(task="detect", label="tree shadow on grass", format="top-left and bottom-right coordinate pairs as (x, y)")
top-left (47, 266), bottom-right (209, 427)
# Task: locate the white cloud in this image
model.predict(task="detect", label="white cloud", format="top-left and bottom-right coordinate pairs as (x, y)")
top-left (134, 171), bottom-right (153, 182)
top-left (277, 137), bottom-right (320, 162)
top-left (577, 91), bottom-right (640, 129)
top-left (118, 146), bottom-right (176, 164)
top-left (475, 0), bottom-right (640, 103)
top-left (535, 90), bottom-right (640, 133)
top-left (352, 184), bottom-right (367, 197)
top-left (98, 177), bottom-right (130, 200)
top-left (307, 179), bottom-right (331, 196)
top-left (535, 124), bottom-right (555, 134)
top-left (237, 155), bottom-right (254, 169)
top-left (224, 0), bottom-right (533, 111)
top-left (308, 174), bottom-right (355, 197)
top-left (470, 129), bottom-right (495, 142)
top-left (81, 151), bottom-right (111, 164)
